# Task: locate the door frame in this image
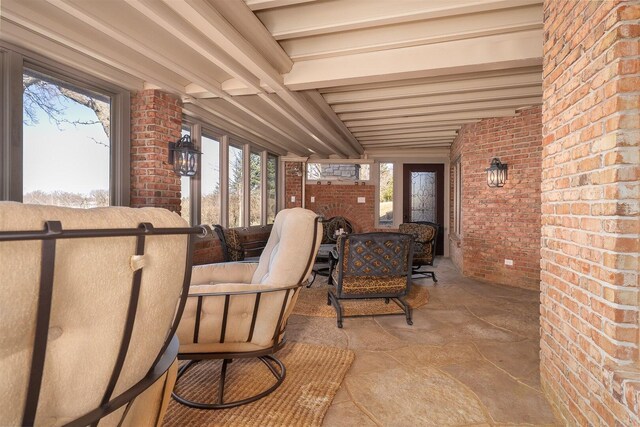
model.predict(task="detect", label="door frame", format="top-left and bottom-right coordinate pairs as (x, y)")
top-left (402, 163), bottom-right (445, 256)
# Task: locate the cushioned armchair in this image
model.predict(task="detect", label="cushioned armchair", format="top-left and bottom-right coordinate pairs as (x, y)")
top-left (173, 208), bottom-right (321, 409)
top-left (0, 202), bottom-right (201, 427)
top-left (328, 232), bottom-right (414, 328)
top-left (398, 221), bottom-right (440, 283)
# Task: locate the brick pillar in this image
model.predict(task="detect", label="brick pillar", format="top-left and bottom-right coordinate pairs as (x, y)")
top-left (284, 161), bottom-right (303, 208)
top-left (130, 89), bottom-right (182, 212)
top-left (541, 1), bottom-right (639, 425)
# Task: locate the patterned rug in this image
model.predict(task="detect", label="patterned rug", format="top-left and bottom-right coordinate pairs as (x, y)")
top-left (292, 276), bottom-right (429, 318)
top-left (163, 343), bottom-right (354, 426)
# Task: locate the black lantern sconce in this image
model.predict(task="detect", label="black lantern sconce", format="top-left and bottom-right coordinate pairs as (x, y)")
top-left (168, 135), bottom-right (201, 177)
top-left (485, 158), bottom-right (508, 188)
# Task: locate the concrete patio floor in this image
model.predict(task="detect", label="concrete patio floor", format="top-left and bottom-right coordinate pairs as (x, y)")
top-left (287, 259), bottom-right (562, 426)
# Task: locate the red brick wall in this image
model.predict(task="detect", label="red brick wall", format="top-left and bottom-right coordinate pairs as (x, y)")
top-left (449, 106), bottom-right (543, 290)
top-left (540, 1), bottom-right (639, 425)
top-left (284, 162), bottom-right (303, 208)
top-left (130, 90), bottom-right (182, 212)
top-left (305, 184), bottom-right (375, 232)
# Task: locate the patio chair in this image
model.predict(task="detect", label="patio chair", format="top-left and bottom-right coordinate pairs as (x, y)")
top-left (0, 202), bottom-right (202, 427)
top-left (328, 232), bottom-right (414, 328)
top-left (321, 215), bottom-right (354, 244)
top-left (398, 221), bottom-right (440, 283)
top-left (173, 208), bottom-right (321, 409)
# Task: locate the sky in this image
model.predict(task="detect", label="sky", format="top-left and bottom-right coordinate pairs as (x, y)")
top-left (23, 91), bottom-right (110, 195)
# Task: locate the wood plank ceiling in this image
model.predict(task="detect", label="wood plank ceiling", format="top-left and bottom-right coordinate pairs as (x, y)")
top-left (0, 0), bottom-right (543, 158)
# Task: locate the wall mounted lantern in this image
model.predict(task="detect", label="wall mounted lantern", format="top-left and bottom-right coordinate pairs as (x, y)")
top-left (485, 158), bottom-right (508, 188)
top-left (168, 135), bottom-right (200, 177)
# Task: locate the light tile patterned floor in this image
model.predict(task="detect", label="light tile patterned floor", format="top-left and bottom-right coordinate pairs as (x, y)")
top-left (287, 259), bottom-right (561, 426)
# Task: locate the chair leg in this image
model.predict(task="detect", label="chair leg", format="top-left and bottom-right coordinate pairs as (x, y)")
top-left (172, 355), bottom-right (286, 409)
top-left (327, 292), bottom-right (344, 328)
top-left (396, 296), bottom-right (413, 326)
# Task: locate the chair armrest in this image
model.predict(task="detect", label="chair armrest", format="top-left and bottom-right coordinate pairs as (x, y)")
top-left (191, 262), bottom-right (258, 285)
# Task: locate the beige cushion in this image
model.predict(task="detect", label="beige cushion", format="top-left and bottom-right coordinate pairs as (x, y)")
top-left (0, 202), bottom-right (189, 426)
top-left (177, 208), bottom-right (320, 354)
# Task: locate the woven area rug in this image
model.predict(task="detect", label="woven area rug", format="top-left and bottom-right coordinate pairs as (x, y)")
top-left (163, 343), bottom-right (354, 427)
top-left (293, 277), bottom-right (429, 318)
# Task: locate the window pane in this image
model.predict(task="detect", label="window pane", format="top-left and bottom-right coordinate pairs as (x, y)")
top-left (379, 163), bottom-right (393, 225)
top-left (180, 127), bottom-right (191, 224)
top-left (23, 67), bottom-right (111, 207)
top-left (410, 171), bottom-right (436, 222)
top-left (250, 152), bottom-right (261, 226)
top-left (228, 145), bottom-right (243, 227)
top-left (267, 155), bottom-right (277, 224)
top-left (201, 133), bottom-right (221, 225)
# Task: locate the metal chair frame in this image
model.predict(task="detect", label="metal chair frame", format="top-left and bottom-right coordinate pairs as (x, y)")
top-left (327, 232), bottom-right (414, 328)
top-left (172, 217), bottom-right (321, 409)
top-left (401, 221), bottom-right (440, 283)
top-left (0, 221), bottom-right (205, 427)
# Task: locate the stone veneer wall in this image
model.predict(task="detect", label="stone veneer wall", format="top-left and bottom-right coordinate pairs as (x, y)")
top-left (449, 106), bottom-right (543, 290)
top-left (540, 0), bottom-right (639, 425)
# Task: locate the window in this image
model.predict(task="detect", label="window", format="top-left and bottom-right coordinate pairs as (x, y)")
top-left (453, 157), bottom-right (462, 235)
top-left (379, 162), bottom-right (394, 226)
top-left (180, 127), bottom-right (191, 223)
top-left (1, 46), bottom-right (129, 205)
top-left (249, 152), bottom-right (261, 226)
top-left (200, 133), bottom-right (221, 225)
top-left (179, 121), bottom-right (278, 227)
top-left (307, 162), bottom-right (370, 182)
top-left (228, 145), bottom-right (243, 228)
top-left (267, 154), bottom-right (277, 224)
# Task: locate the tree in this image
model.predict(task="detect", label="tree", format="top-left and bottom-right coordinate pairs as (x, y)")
top-left (23, 72), bottom-right (110, 144)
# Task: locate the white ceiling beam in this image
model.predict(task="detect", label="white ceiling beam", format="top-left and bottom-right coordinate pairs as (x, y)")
top-left (339, 97), bottom-right (541, 121)
top-left (284, 29), bottom-right (542, 90)
top-left (184, 101), bottom-right (291, 156)
top-left (348, 120), bottom-right (478, 133)
top-left (245, 0), bottom-right (318, 12)
top-left (352, 126), bottom-right (461, 138)
top-left (165, 0), bottom-right (361, 157)
top-left (280, 5), bottom-right (542, 61)
top-left (124, 0), bottom-right (261, 93)
top-left (362, 141), bottom-right (453, 148)
top-left (364, 147), bottom-right (451, 157)
top-left (323, 71), bottom-right (542, 104)
top-left (256, 0), bottom-right (541, 40)
top-left (301, 90), bottom-right (362, 154)
top-left (344, 109), bottom-right (518, 128)
top-left (332, 86), bottom-right (542, 114)
top-left (0, 1), bottom-right (187, 94)
top-left (0, 19), bottom-right (143, 91)
top-left (362, 137), bottom-right (455, 146)
top-left (46, 0), bottom-right (229, 97)
top-left (209, 0), bottom-right (293, 74)
top-left (357, 131), bottom-right (458, 141)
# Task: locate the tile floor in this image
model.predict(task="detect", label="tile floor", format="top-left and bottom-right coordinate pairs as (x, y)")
top-left (287, 259), bottom-right (562, 426)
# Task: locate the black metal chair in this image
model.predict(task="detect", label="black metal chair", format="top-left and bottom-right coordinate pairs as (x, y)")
top-left (0, 202), bottom-right (203, 427)
top-left (398, 221), bottom-right (440, 283)
top-left (321, 215), bottom-right (354, 244)
top-left (328, 232), bottom-right (414, 328)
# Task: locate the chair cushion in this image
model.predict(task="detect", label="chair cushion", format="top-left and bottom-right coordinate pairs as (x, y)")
top-left (0, 202), bottom-right (189, 426)
top-left (223, 228), bottom-right (244, 261)
top-left (341, 276), bottom-right (408, 296)
top-left (399, 223), bottom-right (435, 264)
top-left (252, 208), bottom-right (321, 285)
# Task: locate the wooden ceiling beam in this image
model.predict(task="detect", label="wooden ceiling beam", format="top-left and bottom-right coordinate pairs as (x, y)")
top-left (344, 109), bottom-right (517, 128)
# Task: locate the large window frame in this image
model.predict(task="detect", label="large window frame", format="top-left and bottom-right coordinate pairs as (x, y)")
top-left (181, 118), bottom-right (279, 227)
top-left (0, 43), bottom-right (130, 205)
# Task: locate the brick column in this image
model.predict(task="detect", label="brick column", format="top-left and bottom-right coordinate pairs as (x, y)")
top-left (284, 161), bottom-right (303, 208)
top-left (541, 1), bottom-right (639, 425)
top-left (130, 89), bottom-right (182, 212)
